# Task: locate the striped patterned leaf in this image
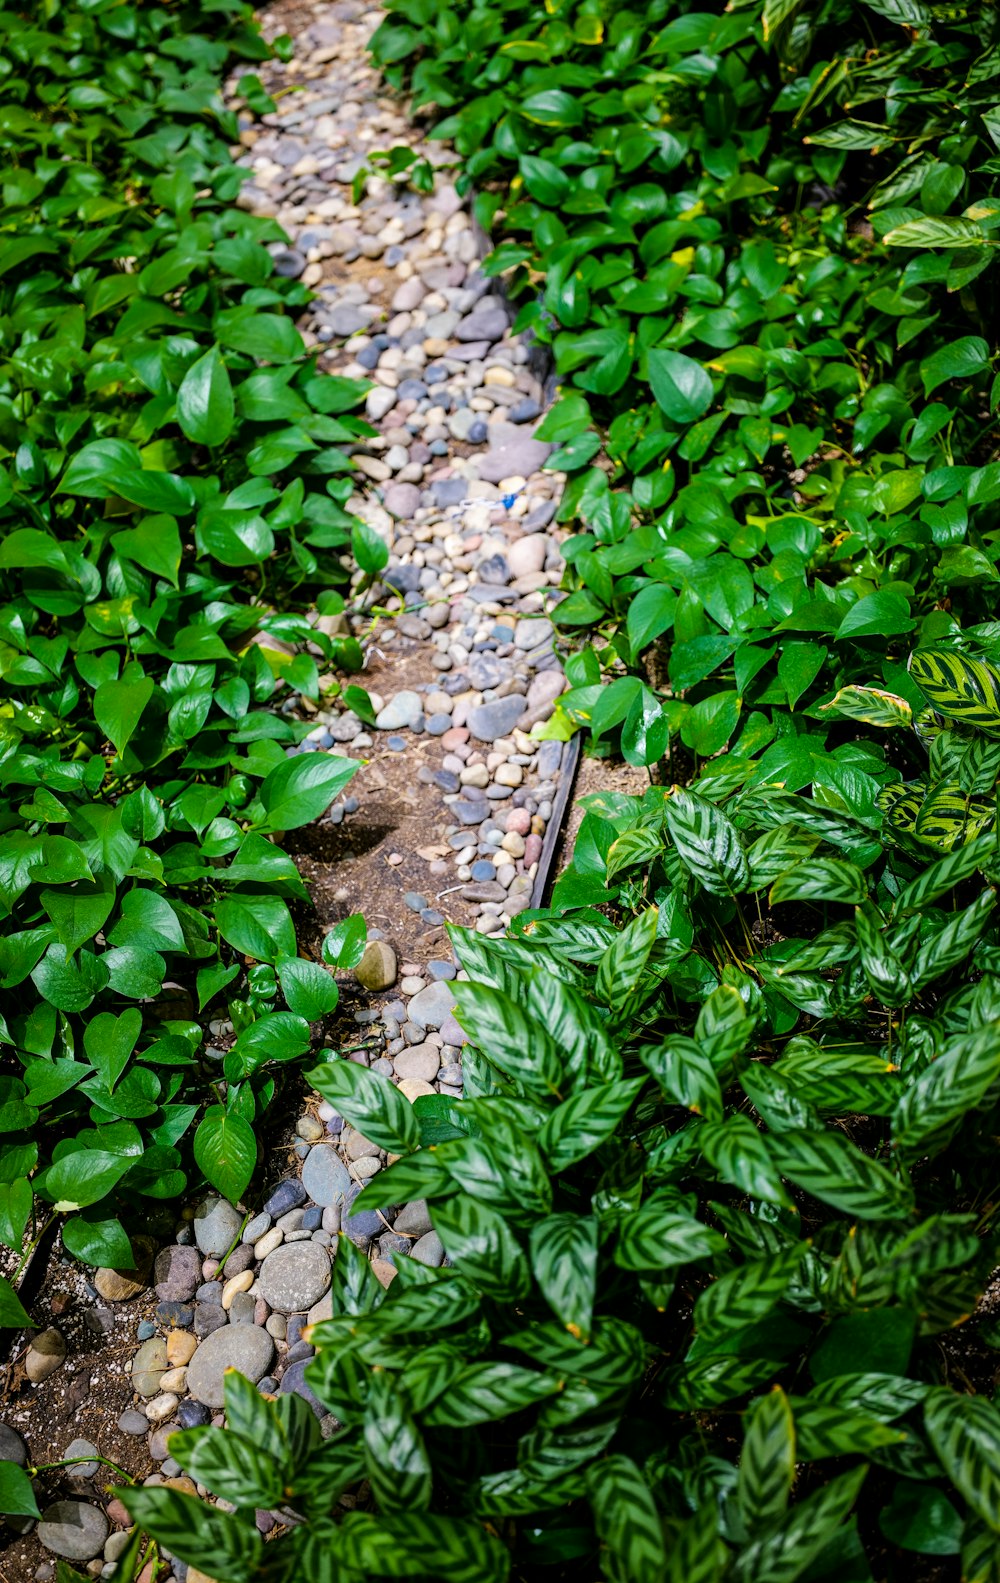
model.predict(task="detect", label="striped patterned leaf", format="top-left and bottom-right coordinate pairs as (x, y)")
top-left (893, 1019), bottom-right (1000, 1155)
top-left (695, 1244), bottom-right (806, 1341)
top-left (911, 887), bottom-right (996, 989)
top-left (891, 832), bottom-right (995, 916)
top-left (925, 1389), bottom-right (1000, 1533)
top-left (424, 1362), bottom-right (563, 1428)
top-left (363, 1371), bottom-right (432, 1512)
top-left (587, 1457), bottom-right (668, 1583)
top-left (746, 825), bottom-right (822, 890)
top-left (770, 859), bottom-right (867, 905)
top-left (767, 1128), bottom-right (914, 1219)
top-left (529, 1213), bottom-right (599, 1336)
top-left (855, 905), bottom-right (912, 1006)
top-left (962, 1519), bottom-right (1000, 1583)
top-left (642, 1037), bottom-right (724, 1122)
top-left (471, 1466), bottom-right (588, 1518)
top-left (698, 1115), bottom-right (794, 1209)
top-left (595, 906), bottom-right (660, 1010)
top-left (539, 1079), bottom-right (645, 1172)
top-left (960, 735), bottom-right (1000, 794)
top-left (696, 984), bottom-right (756, 1067)
top-left (738, 1388), bottom-right (795, 1532)
top-left (807, 1374), bottom-right (929, 1420)
top-left (735, 1466), bottom-right (867, 1583)
top-left (665, 1507), bottom-right (729, 1583)
top-left (664, 789), bottom-right (750, 896)
top-left (433, 1195), bottom-right (531, 1300)
top-left (908, 648), bottom-right (1000, 734)
top-left (665, 1355), bottom-right (787, 1411)
top-left (605, 822), bottom-right (664, 880)
top-left (615, 1198), bottom-right (726, 1272)
top-left (451, 981), bottom-right (562, 1095)
top-left (790, 1401), bottom-right (906, 1459)
top-left (913, 783), bottom-right (995, 852)
top-left (878, 783), bottom-right (924, 851)
top-left (337, 1512), bottom-right (510, 1583)
top-left (823, 684), bottom-right (912, 729)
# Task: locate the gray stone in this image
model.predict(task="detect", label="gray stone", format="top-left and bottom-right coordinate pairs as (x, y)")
top-left (467, 696), bottom-right (527, 741)
top-left (279, 1359), bottom-right (325, 1418)
top-left (354, 940), bottom-right (397, 991)
top-left (193, 1195), bottom-right (242, 1257)
top-left (327, 304), bottom-right (368, 336)
top-left (515, 617), bottom-right (554, 651)
top-left (375, 690), bottom-right (423, 731)
top-left (64, 1439), bottom-right (99, 1479)
top-left (186, 1324), bottom-right (275, 1410)
top-left (456, 306), bottom-right (508, 342)
top-left (258, 1243), bottom-right (332, 1314)
top-left (410, 1231), bottom-right (445, 1267)
top-left (37, 1502), bottom-right (108, 1562)
top-left (406, 981), bottom-right (457, 1030)
top-left (263, 1179), bottom-right (307, 1219)
top-left (117, 1411), bottom-right (148, 1437)
top-left (0, 1423), bottom-right (27, 1465)
top-left (383, 482), bottom-right (421, 517)
top-left (477, 429), bottom-right (552, 484)
top-left (393, 1044), bottom-right (440, 1083)
top-left (302, 1144), bottom-right (353, 1208)
top-left (130, 1337), bottom-right (167, 1398)
top-left (242, 1212), bottom-right (271, 1244)
top-left (153, 1244), bottom-right (201, 1303)
top-left (25, 1327), bottom-right (65, 1383)
top-left (393, 1200), bottom-right (434, 1238)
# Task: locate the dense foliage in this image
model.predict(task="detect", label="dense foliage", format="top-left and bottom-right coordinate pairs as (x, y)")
top-left (127, 1), bottom-right (1000, 1580)
top-left (372, 0), bottom-right (1000, 768)
top-left (0, 0), bottom-right (376, 1304)
top-left (131, 651), bottom-right (1000, 1582)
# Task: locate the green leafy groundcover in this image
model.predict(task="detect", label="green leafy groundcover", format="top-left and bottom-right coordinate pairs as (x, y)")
top-left (0, 0), bottom-right (379, 1304)
top-left (372, 0), bottom-right (999, 769)
top-left (126, 1), bottom-right (1000, 1580)
top-left (133, 647), bottom-right (1000, 1580)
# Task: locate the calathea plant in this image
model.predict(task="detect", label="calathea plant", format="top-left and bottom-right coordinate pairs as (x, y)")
top-left (128, 756), bottom-right (1000, 1580)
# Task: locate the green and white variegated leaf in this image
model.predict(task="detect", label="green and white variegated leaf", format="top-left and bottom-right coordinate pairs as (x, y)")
top-left (924, 1389), bottom-right (1000, 1534)
top-left (908, 648), bottom-right (1000, 736)
top-left (910, 887), bottom-right (996, 990)
top-left (587, 1456), bottom-right (669, 1583)
top-left (664, 790), bottom-right (749, 896)
top-left (770, 859), bottom-right (867, 906)
top-left (893, 1018), bottom-right (1000, 1156)
top-left (642, 1037), bottom-right (724, 1122)
top-left (695, 1243), bottom-right (806, 1341)
top-left (959, 735), bottom-right (1000, 795)
top-left (539, 1078), bottom-right (645, 1171)
top-left (698, 1115), bottom-right (794, 1208)
top-left (735, 1466), bottom-right (867, 1583)
top-left (854, 904), bottom-right (912, 1006)
top-left (594, 906), bottom-right (659, 1010)
top-left (451, 981), bottom-right (562, 1096)
top-left (423, 1361), bottom-right (563, 1428)
top-left (529, 1213), bottom-right (599, 1336)
top-left (745, 825), bottom-right (822, 890)
top-left (962, 1519), bottom-right (1000, 1583)
top-left (791, 1402), bottom-right (905, 1460)
top-left (891, 832), bottom-right (996, 917)
top-left (696, 983), bottom-right (756, 1068)
top-left (738, 1388), bottom-right (795, 1533)
top-left (822, 685), bottom-right (912, 730)
top-left (767, 1127), bottom-right (914, 1219)
top-left (605, 821), bottom-right (664, 880)
top-left (913, 782), bottom-right (995, 853)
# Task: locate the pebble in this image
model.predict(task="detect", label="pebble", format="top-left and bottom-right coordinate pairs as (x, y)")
top-left (131, 1337), bottom-right (167, 1398)
top-left (154, 1246), bottom-right (201, 1304)
top-left (302, 1145), bottom-right (352, 1207)
top-left (192, 1197), bottom-right (242, 1258)
top-left (406, 981), bottom-right (458, 1030)
top-left (264, 1179), bottom-right (306, 1218)
top-left (354, 940), bottom-right (397, 991)
top-left (37, 1502), bottom-right (109, 1562)
top-left (25, 1327), bottom-right (66, 1383)
top-left (258, 1243), bottom-right (332, 1314)
top-left (64, 1439), bottom-right (99, 1479)
top-left (186, 1325), bottom-right (275, 1411)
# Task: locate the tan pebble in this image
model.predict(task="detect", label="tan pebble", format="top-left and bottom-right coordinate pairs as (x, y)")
top-left (398, 1077), bottom-right (437, 1101)
top-left (501, 831), bottom-right (526, 857)
top-left (253, 1228), bottom-right (283, 1261)
top-left (371, 1259), bottom-right (398, 1289)
top-left (163, 1477), bottom-right (198, 1498)
top-left (160, 1367), bottom-right (187, 1393)
top-left (484, 366), bottom-right (516, 386)
top-left (495, 763), bottom-right (522, 787)
top-left (221, 1271), bottom-right (254, 1309)
top-left (166, 1330), bottom-right (197, 1366)
top-left (387, 852), bottom-right (403, 866)
top-left (531, 815), bottom-right (545, 836)
top-left (145, 1393), bottom-right (179, 1424)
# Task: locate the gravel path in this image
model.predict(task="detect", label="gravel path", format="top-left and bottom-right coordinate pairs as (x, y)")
top-left (4, 6), bottom-right (574, 1577)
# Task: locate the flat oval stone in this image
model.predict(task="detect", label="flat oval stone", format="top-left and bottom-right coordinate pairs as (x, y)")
top-left (258, 1243), bottom-right (332, 1314)
top-left (185, 1324), bottom-right (275, 1410)
top-left (301, 1144), bottom-right (352, 1208)
top-left (130, 1336), bottom-right (167, 1398)
top-left (192, 1196), bottom-right (242, 1257)
top-left (37, 1501), bottom-right (109, 1561)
